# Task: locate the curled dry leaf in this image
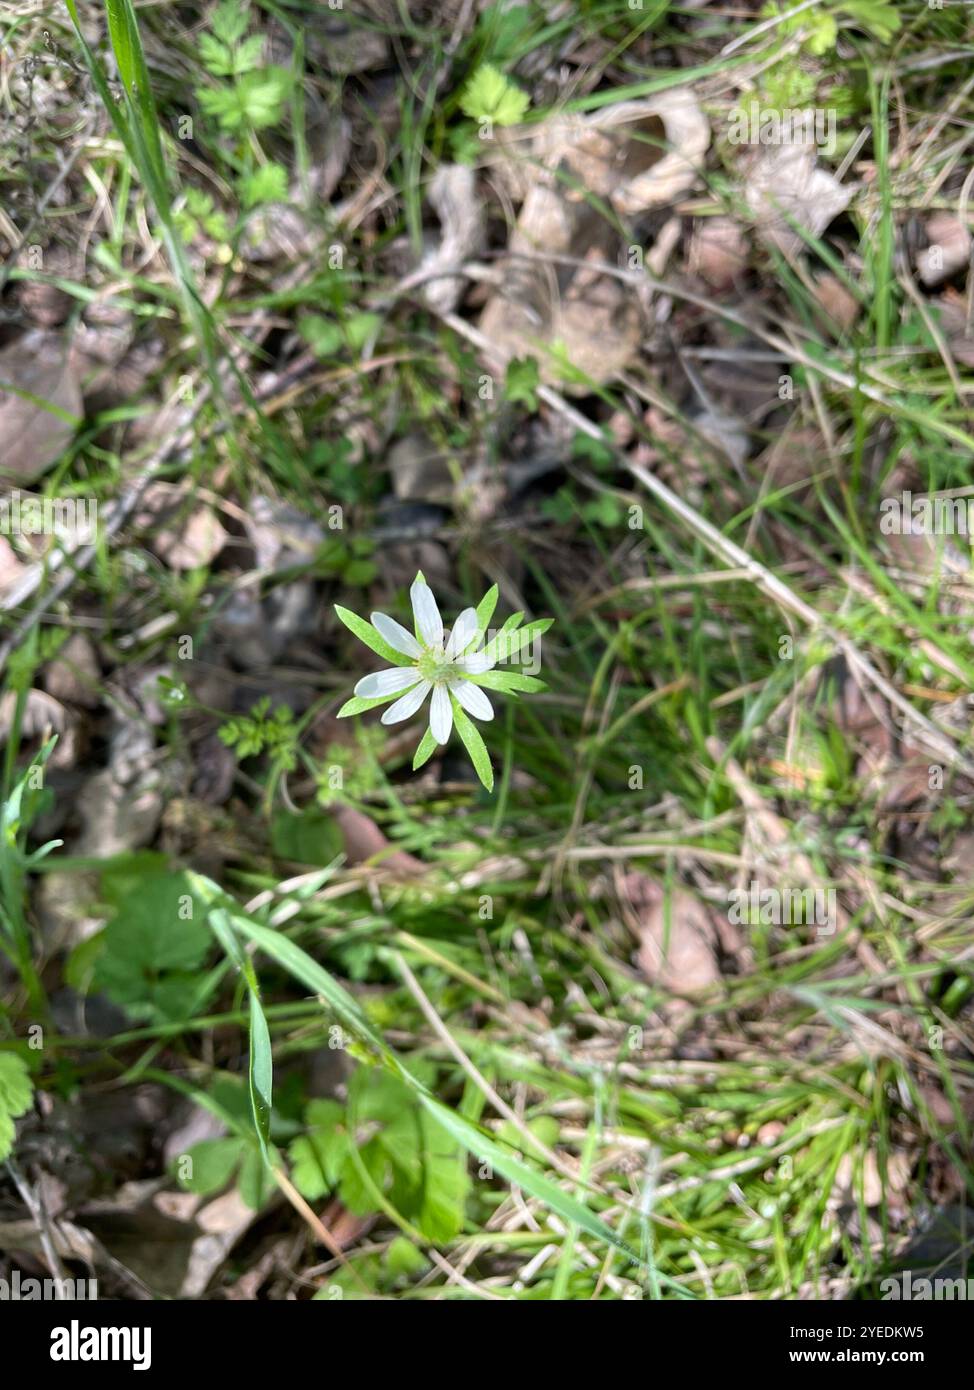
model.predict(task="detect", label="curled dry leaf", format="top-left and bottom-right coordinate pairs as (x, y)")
top-left (945, 832), bottom-right (974, 878)
top-left (884, 524), bottom-right (970, 586)
top-left (0, 329), bottom-right (83, 484)
top-left (310, 114), bottom-right (351, 202)
top-left (318, 1197), bottom-right (376, 1251)
top-left (750, 425), bottom-right (827, 516)
top-left (419, 164), bottom-right (486, 315)
top-left (506, 88), bottom-right (711, 214)
top-left (182, 1187), bottom-right (259, 1299)
top-left (820, 659), bottom-right (894, 767)
top-left (876, 759), bottom-right (936, 813)
top-left (691, 405), bottom-right (750, 470)
top-left (69, 710), bottom-right (185, 857)
top-left (743, 144), bottom-right (853, 257)
top-left (480, 89), bottom-right (710, 386)
top-left (0, 687), bottom-right (70, 744)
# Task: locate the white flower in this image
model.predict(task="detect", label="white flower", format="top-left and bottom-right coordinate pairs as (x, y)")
top-left (336, 572), bottom-right (551, 791)
top-left (351, 576), bottom-right (497, 746)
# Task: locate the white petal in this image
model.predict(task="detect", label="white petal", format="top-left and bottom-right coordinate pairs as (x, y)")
top-left (458, 648), bottom-right (497, 675)
top-left (354, 668), bottom-right (420, 699)
top-left (444, 608), bottom-right (479, 659)
top-left (381, 680), bottom-right (431, 725)
top-left (410, 577), bottom-right (443, 647)
top-left (371, 612), bottom-right (422, 658)
top-left (449, 679), bottom-right (494, 721)
top-left (429, 684), bottom-right (453, 745)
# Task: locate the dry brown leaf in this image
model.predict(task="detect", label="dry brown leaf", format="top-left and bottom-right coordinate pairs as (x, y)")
top-left (43, 632), bottom-right (101, 709)
top-left (332, 803), bottom-right (427, 878)
top-left (621, 874), bottom-right (721, 994)
top-left (480, 89), bottom-right (709, 385)
top-left (73, 771), bottom-right (168, 857)
top-left (944, 832), bottom-right (974, 878)
top-left (877, 760), bottom-right (937, 812)
top-left (308, 111), bottom-right (351, 202)
top-left (388, 432), bottom-right (453, 503)
top-left (0, 687), bottom-right (70, 744)
top-left (248, 493), bottom-right (325, 570)
top-left (36, 869), bottom-right (103, 952)
top-left (832, 1150), bottom-right (911, 1210)
top-left (0, 535), bottom-right (28, 602)
top-left (916, 212), bottom-right (971, 288)
top-left (814, 272), bottom-right (861, 332)
top-left (691, 405), bottom-right (750, 469)
top-left (135, 481), bottom-right (228, 571)
top-left (313, 13), bottom-right (388, 74)
top-left (743, 144), bottom-right (853, 256)
top-left (884, 525), bottom-right (970, 584)
top-left (182, 1188), bottom-right (259, 1299)
top-left (419, 164), bottom-right (486, 315)
top-left (319, 1197), bottom-right (376, 1250)
top-left (479, 227), bottom-right (643, 387)
top-left (16, 245), bottom-right (75, 327)
top-left (754, 425), bottom-right (826, 494)
top-left (241, 202), bottom-right (319, 263)
top-left (935, 293), bottom-right (974, 367)
top-left (518, 88), bottom-right (710, 214)
top-left (0, 329), bottom-right (82, 483)
top-left (71, 716), bottom-right (184, 857)
top-left (70, 299), bottom-right (134, 377)
top-left (688, 216), bottom-right (748, 290)
top-left (823, 662), bottom-right (894, 768)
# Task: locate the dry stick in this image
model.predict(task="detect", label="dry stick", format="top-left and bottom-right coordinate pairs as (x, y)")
top-left (897, 266), bottom-right (967, 402)
top-left (440, 310), bottom-right (974, 777)
top-left (426, 1248), bottom-right (511, 1300)
top-left (271, 1163), bottom-right (371, 1294)
top-left (719, 0), bottom-right (820, 56)
top-left (5, 1157), bottom-right (70, 1293)
top-left (393, 951), bottom-right (580, 1184)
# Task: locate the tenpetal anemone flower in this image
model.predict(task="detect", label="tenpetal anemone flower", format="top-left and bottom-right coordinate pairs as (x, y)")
top-left (334, 573), bottom-right (551, 791)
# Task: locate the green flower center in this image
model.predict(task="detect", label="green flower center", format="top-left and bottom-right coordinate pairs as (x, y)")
top-left (417, 648), bottom-right (458, 684)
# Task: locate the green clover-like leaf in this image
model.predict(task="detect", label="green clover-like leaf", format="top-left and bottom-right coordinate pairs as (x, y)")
top-left (459, 63), bottom-right (530, 127)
